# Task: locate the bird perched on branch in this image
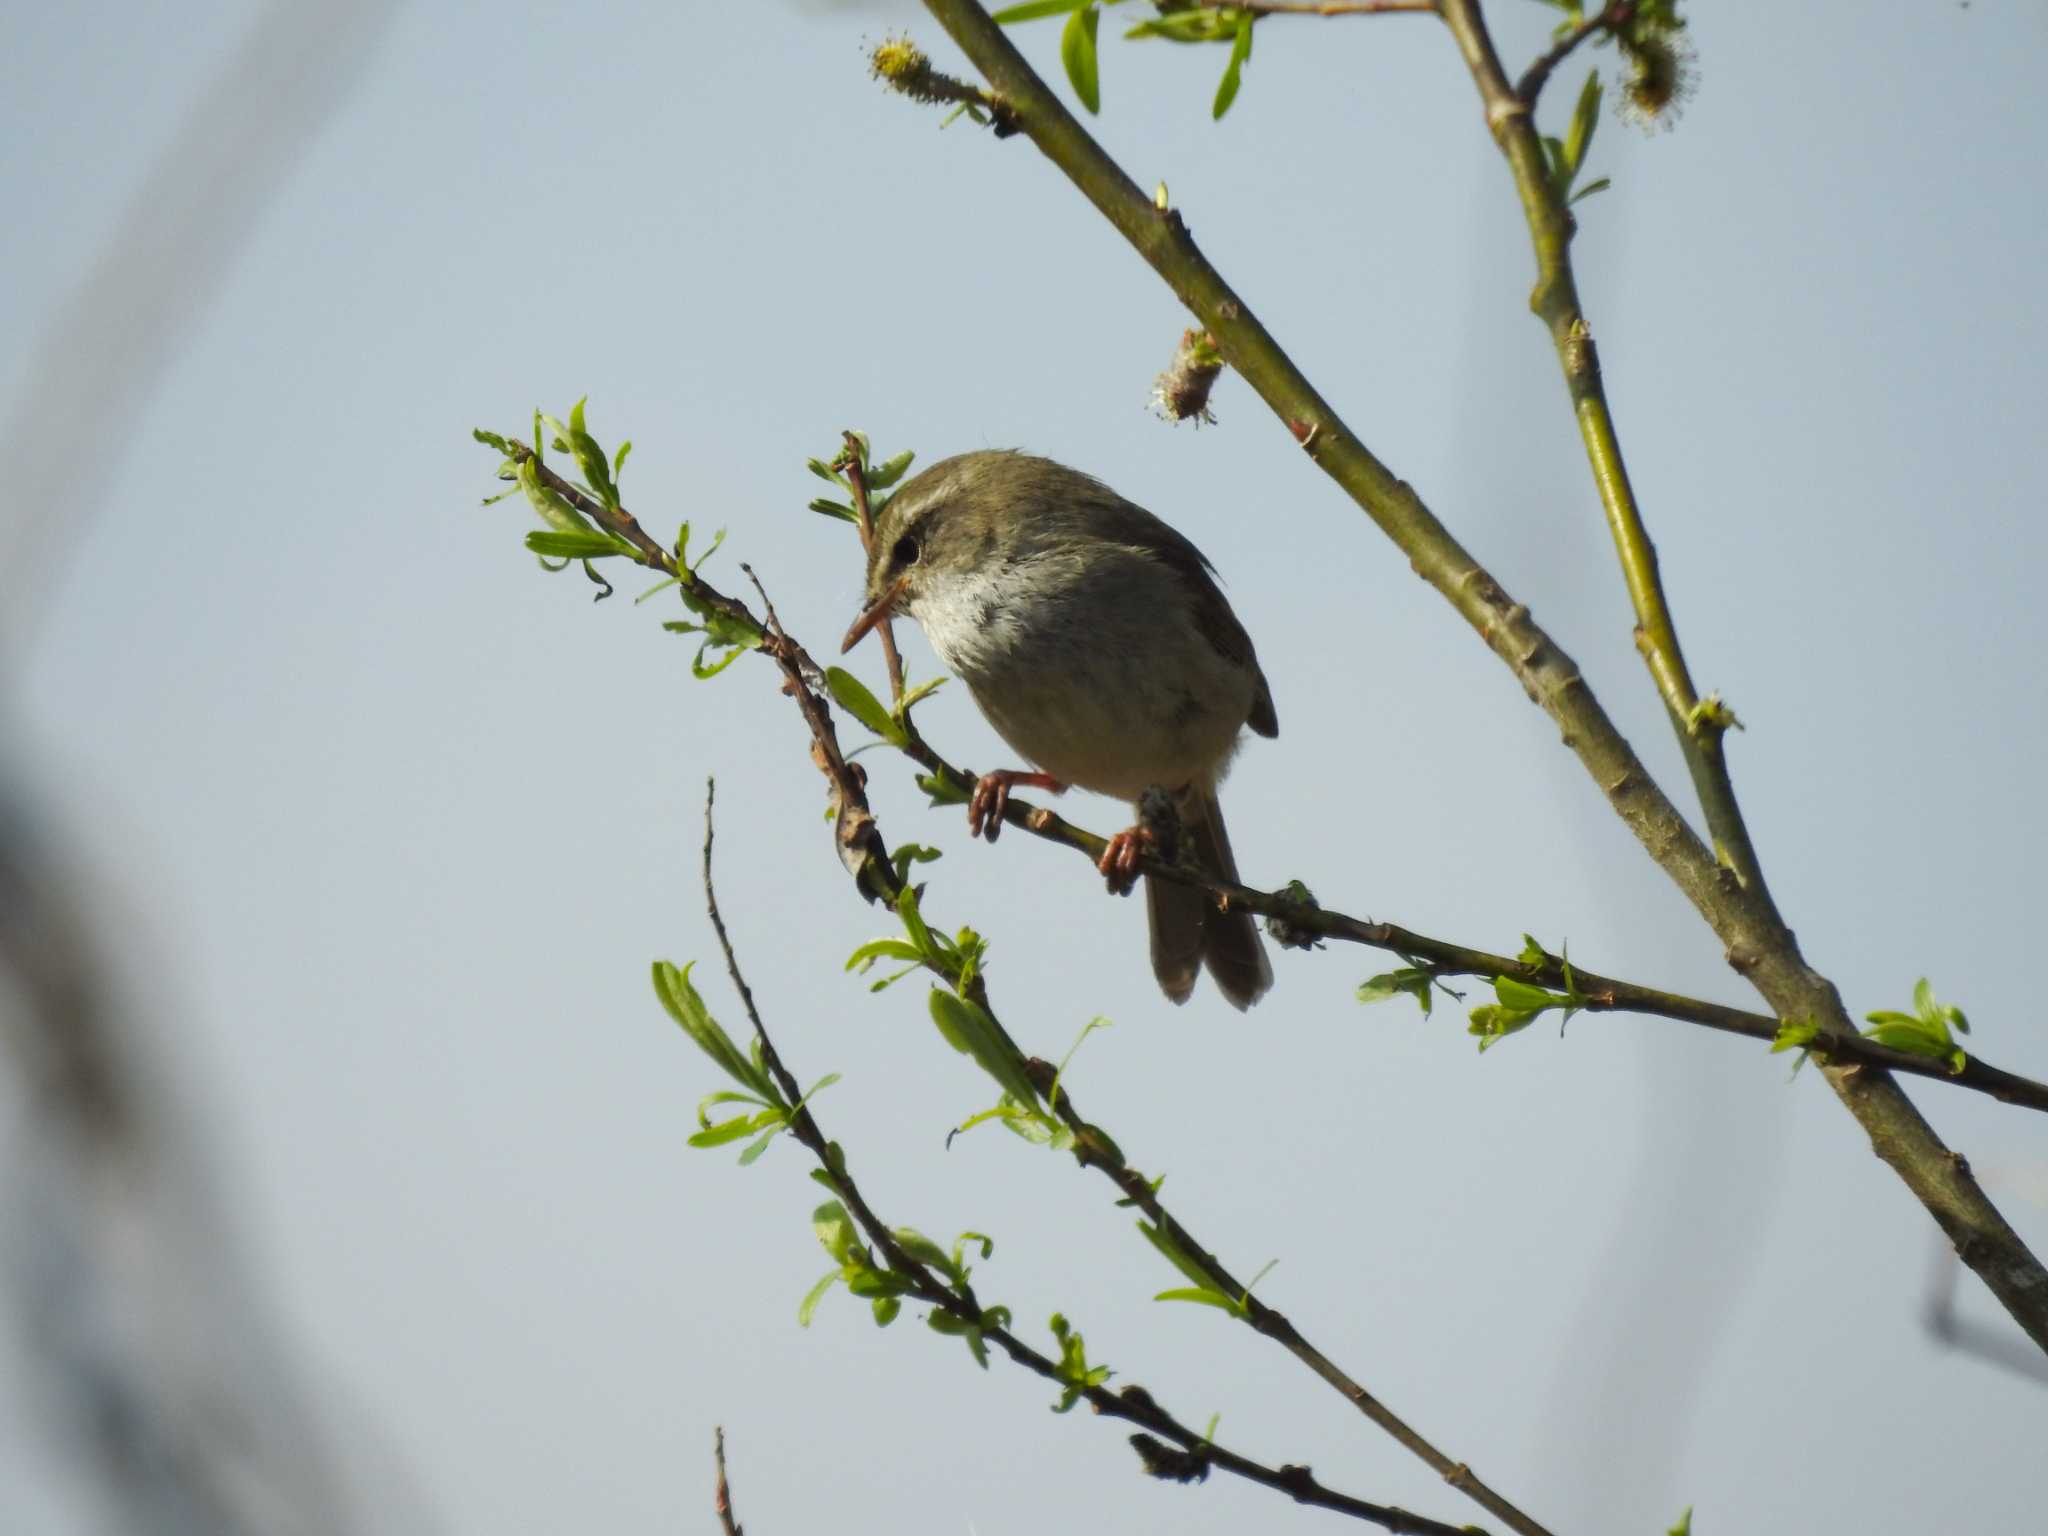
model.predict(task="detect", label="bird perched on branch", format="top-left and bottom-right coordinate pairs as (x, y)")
top-left (842, 450), bottom-right (1275, 1010)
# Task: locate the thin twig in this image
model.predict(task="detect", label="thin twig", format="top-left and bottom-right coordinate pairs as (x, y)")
top-left (1035, 1068), bottom-right (1543, 1522)
top-left (1515, 1), bottom-right (1631, 105)
top-left (1442, 0), bottom-right (1770, 903)
top-left (910, 0), bottom-right (2048, 1359)
top-left (698, 781), bottom-right (1483, 1536)
top-left (839, 432), bottom-right (907, 704)
top-left (714, 1426), bottom-right (743, 1536)
top-left (896, 748), bottom-right (2048, 1113)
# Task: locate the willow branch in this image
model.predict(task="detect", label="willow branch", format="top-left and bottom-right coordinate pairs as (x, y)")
top-left (700, 782), bottom-right (1486, 1536)
top-left (906, 0), bottom-right (2048, 1356)
top-left (1514, 2), bottom-right (1631, 105)
top-left (1441, 0), bottom-right (1769, 900)
top-left (839, 434), bottom-right (906, 705)
top-left (886, 736), bottom-right (2048, 1113)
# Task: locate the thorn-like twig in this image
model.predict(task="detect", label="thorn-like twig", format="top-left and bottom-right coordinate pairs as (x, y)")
top-left (714, 1426), bottom-right (743, 1536)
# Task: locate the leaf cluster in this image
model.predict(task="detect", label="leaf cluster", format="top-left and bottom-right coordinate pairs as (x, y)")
top-left (805, 431), bottom-right (915, 526)
top-left (654, 959), bottom-right (839, 1165)
top-left (995, 1), bottom-right (1258, 122)
top-left (802, 1201), bottom-right (1010, 1366)
top-left (475, 402), bottom-right (762, 668)
top-left (1139, 1221), bottom-right (1274, 1319)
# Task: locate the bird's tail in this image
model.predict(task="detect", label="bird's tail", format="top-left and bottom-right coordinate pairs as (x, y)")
top-left (1145, 785), bottom-right (1271, 1011)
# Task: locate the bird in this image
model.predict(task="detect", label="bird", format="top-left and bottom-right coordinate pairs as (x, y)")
top-left (840, 450), bottom-right (1276, 1010)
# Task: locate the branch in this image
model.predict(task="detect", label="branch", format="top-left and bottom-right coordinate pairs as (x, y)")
top-left (713, 1427), bottom-right (743, 1536)
top-left (1440, 0), bottom-right (1767, 899)
top-left (907, 0), bottom-right (2048, 1356)
top-left (890, 743), bottom-right (2048, 1113)
top-left (839, 434), bottom-right (906, 705)
top-left (699, 782), bottom-right (1489, 1536)
top-left (1514, 2), bottom-right (1631, 106)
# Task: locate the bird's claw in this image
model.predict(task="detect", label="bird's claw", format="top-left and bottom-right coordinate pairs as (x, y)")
top-left (968, 770), bottom-right (1064, 843)
top-left (1098, 825), bottom-right (1155, 896)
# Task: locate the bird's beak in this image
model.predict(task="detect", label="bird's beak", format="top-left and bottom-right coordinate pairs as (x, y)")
top-left (840, 573), bottom-right (909, 654)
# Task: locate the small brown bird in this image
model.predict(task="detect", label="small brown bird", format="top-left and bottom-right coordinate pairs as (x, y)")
top-left (841, 451), bottom-right (1275, 1009)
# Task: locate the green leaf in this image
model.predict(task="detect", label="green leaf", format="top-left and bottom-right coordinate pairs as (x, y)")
top-left (1567, 176), bottom-right (1612, 206)
top-left (1862, 1019), bottom-right (1951, 1060)
top-left (525, 529), bottom-right (632, 561)
top-left (515, 458), bottom-right (592, 535)
top-left (1357, 967), bottom-right (1434, 1018)
top-left (1667, 1508), bottom-right (1693, 1536)
top-left (653, 960), bottom-right (779, 1100)
top-left (1212, 12), bottom-right (1252, 120)
top-left (992, 0), bottom-right (1087, 22)
top-left (1155, 1286), bottom-right (1240, 1311)
top-left (893, 1228), bottom-right (952, 1272)
top-left (1493, 976), bottom-right (1564, 1012)
top-left (546, 398), bottom-right (618, 511)
top-left (824, 666), bottom-right (903, 745)
top-left (891, 842), bottom-right (944, 883)
top-left (871, 1295), bottom-right (901, 1327)
top-left (1518, 934), bottom-right (1550, 966)
top-left (918, 772), bottom-right (972, 807)
top-left (897, 674), bottom-right (948, 714)
top-left (1061, 5), bottom-right (1101, 114)
top-left (686, 1114), bottom-right (760, 1148)
top-left (798, 1269), bottom-right (839, 1327)
top-left (1563, 68), bottom-right (1601, 179)
top-left (868, 449), bottom-right (916, 489)
top-left (473, 427), bottom-right (512, 453)
top-left (846, 938), bottom-right (925, 973)
top-left (737, 1128), bottom-right (778, 1165)
top-left (1468, 1003), bottom-right (1543, 1051)
top-left (1137, 1219), bottom-right (1223, 1295)
top-left (929, 989), bottom-right (1042, 1108)
top-left (1770, 1019), bottom-right (1820, 1054)
top-left (808, 498), bottom-right (859, 523)
top-left (812, 1200), bottom-right (858, 1262)
top-left (896, 885), bottom-right (941, 962)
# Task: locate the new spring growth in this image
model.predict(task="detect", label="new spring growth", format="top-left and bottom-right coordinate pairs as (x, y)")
top-left (870, 32), bottom-right (1020, 134)
top-left (1152, 328), bottom-right (1225, 426)
top-left (1612, 2), bottom-right (1697, 131)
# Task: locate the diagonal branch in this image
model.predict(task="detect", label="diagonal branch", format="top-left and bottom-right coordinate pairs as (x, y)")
top-left (699, 781), bottom-right (1493, 1536)
top-left (1438, 0), bottom-right (1768, 904)
top-left (906, 0), bottom-right (2048, 1356)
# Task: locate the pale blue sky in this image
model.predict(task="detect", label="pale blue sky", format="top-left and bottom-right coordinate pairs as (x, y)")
top-left (5, 2), bottom-right (2045, 1532)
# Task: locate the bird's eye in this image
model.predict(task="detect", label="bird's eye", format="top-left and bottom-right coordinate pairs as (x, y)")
top-left (892, 534), bottom-right (920, 568)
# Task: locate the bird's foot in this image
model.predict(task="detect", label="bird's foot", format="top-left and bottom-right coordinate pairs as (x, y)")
top-left (968, 769), bottom-right (1065, 842)
top-left (1098, 825), bottom-right (1157, 896)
